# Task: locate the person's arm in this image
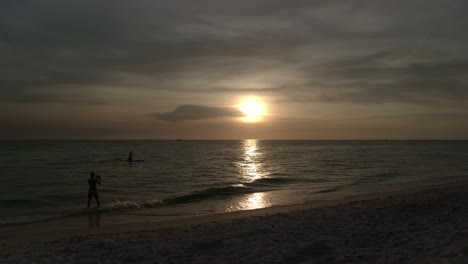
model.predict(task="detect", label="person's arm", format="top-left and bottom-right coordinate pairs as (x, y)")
top-left (96, 176), bottom-right (102, 185)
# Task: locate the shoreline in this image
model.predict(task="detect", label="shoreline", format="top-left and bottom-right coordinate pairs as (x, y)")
top-left (3, 179), bottom-right (467, 246)
top-left (3, 180), bottom-right (468, 263)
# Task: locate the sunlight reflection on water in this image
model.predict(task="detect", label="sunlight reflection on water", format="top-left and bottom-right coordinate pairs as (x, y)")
top-left (244, 192), bottom-right (270, 210)
top-left (239, 139), bottom-right (267, 182)
top-left (226, 192), bottom-right (272, 212)
top-left (230, 140), bottom-right (272, 211)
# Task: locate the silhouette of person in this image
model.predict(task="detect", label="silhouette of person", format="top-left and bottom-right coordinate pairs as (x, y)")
top-left (87, 172), bottom-right (102, 208)
top-left (127, 152), bottom-right (133, 163)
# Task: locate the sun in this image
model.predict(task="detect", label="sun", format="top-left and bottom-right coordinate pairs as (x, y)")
top-left (240, 98), bottom-right (264, 122)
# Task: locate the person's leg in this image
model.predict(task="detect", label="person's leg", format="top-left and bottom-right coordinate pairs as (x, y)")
top-left (94, 193), bottom-right (100, 207)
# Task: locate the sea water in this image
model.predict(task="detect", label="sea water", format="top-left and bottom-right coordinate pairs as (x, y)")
top-left (1, 140), bottom-right (467, 229)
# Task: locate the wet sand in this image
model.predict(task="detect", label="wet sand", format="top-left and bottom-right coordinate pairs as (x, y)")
top-left (2, 181), bottom-right (468, 263)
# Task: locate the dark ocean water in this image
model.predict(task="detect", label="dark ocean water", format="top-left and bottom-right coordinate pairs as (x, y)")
top-left (1, 140), bottom-right (467, 227)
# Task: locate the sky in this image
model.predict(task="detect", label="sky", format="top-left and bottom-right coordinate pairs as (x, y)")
top-left (1, 0), bottom-right (467, 139)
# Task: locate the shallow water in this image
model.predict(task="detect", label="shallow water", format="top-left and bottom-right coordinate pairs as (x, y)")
top-left (1, 140), bottom-right (467, 227)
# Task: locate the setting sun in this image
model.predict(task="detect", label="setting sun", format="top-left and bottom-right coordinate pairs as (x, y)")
top-left (240, 98), bottom-right (264, 122)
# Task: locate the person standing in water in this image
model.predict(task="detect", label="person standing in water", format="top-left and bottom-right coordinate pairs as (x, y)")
top-left (127, 152), bottom-right (133, 163)
top-left (87, 172), bottom-right (102, 208)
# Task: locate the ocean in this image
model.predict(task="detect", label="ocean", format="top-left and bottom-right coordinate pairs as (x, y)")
top-left (1, 140), bottom-right (467, 230)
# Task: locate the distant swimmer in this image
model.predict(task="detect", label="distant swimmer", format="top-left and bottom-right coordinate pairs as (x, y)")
top-left (87, 172), bottom-right (102, 208)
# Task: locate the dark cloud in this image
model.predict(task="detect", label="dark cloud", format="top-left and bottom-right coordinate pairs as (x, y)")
top-left (154, 105), bottom-right (242, 122)
top-left (1, 0), bottom-right (467, 105)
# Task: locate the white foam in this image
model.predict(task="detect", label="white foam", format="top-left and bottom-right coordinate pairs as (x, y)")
top-left (102, 199), bottom-right (163, 210)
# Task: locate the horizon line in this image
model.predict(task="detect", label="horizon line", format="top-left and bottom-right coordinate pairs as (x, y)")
top-left (1, 138), bottom-right (468, 141)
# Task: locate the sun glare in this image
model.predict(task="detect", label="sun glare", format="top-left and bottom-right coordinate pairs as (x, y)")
top-left (240, 98), bottom-right (264, 122)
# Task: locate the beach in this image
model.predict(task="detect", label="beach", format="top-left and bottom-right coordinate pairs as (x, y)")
top-left (3, 0), bottom-right (468, 262)
top-left (2, 181), bottom-right (468, 264)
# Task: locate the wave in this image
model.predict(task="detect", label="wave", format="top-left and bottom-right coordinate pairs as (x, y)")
top-left (161, 175), bottom-right (328, 204)
top-left (163, 185), bottom-right (254, 205)
top-left (249, 177), bottom-right (328, 186)
top-left (93, 185), bottom-right (256, 209)
top-left (161, 176), bottom-right (328, 205)
top-left (0, 185), bottom-right (256, 227)
top-left (102, 199), bottom-right (163, 210)
top-left (162, 176), bottom-right (328, 204)
top-left (0, 176), bottom-right (330, 227)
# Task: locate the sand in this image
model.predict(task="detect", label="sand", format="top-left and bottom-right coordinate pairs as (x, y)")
top-left (2, 182), bottom-right (468, 263)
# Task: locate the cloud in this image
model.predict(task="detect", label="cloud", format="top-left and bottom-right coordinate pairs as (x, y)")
top-left (1, 0), bottom-right (468, 136)
top-left (1, 0), bottom-right (467, 106)
top-left (362, 112), bottom-right (468, 121)
top-left (279, 50), bottom-right (468, 105)
top-left (154, 105), bottom-right (242, 122)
